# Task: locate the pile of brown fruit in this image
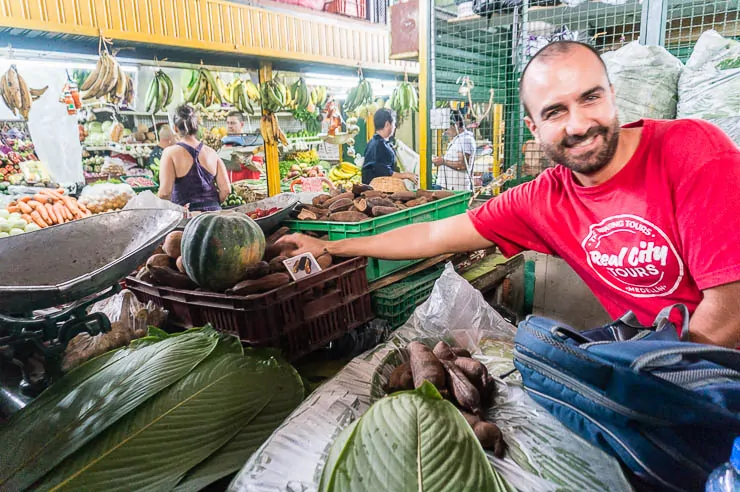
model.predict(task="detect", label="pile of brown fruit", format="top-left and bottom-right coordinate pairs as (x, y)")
top-left (386, 340), bottom-right (507, 458)
top-left (295, 184), bottom-right (455, 223)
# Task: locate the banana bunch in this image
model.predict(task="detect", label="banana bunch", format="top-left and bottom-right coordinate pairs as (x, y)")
top-left (183, 67), bottom-right (223, 107)
top-left (310, 86), bottom-right (327, 108)
top-left (259, 113), bottom-right (288, 147)
top-left (328, 162), bottom-right (361, 185)
top-left (224, 78), bottom-right (256, 115)
top-left (121, 75), bottom-right (135, 108)
top-left (144, 70), bottom-right (173, 114)
top-left (343, 78), bottom-right (373, 113)
top-left (260, 79), bottom-right (287, 113)
top-left (289, 77), bottom-right (313, 112)
top-left (0, 65), bottom-right (47, 120)
top-left (390, 80), bottom-right (419, 117)
top-left (79, 51), bottom-right (128, 104)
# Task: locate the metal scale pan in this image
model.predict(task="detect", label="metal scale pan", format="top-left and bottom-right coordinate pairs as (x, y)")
top-left (0, 209), bottom-right (183, 315)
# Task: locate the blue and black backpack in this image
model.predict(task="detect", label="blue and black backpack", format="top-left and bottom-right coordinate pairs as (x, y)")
top-left (513, 305), bottom-right (740, 492)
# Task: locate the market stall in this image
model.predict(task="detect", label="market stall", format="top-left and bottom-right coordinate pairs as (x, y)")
top-left (2, 1), bottom-right (740, 491)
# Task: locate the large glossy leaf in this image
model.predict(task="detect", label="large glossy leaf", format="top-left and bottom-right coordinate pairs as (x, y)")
top-left (0, 328), bottom-right (222, 491)
top-left (319, 381), bottom-right (510, 492)
top-left (34, 348), bottom-right (268, 491)
top-left (173, 352), bottom-right (305, 492)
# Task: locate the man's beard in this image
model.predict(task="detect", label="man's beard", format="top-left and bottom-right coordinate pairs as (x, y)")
top-left (541, 120), bottom-right (621, 175)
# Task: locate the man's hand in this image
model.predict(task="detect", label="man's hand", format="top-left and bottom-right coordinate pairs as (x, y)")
top-left (276, 234), bottom-right (328, 258)
top-left (397, 172), bottom-right (419, 185)
top-left (432, 156), bottom-right (444, 166)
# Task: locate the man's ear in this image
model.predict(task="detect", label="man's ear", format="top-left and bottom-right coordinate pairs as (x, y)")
top-left (524, 116), bottom-right (539, 143)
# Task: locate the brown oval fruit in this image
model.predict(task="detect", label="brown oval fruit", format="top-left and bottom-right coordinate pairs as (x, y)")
top-left (162, 231), bottom-right (183, 259)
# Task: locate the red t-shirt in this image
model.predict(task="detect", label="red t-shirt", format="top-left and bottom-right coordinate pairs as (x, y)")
top-left (469, 118), bottom-right (740, 326)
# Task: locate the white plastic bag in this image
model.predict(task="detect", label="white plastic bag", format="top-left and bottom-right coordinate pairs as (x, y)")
top-left (678, 30), bottom-right (740, 143)
top-left (602, 41), bottom-right (684, 124)
top-left (229, 264), bottom-right (631, 492)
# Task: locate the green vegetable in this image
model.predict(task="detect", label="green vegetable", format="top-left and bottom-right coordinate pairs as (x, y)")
top-left (319, 381), bottom-right (509, 492)
top-left (0, 327), bottom-right (304, 492)
top-left (0, 328), bottom-right (222, 491)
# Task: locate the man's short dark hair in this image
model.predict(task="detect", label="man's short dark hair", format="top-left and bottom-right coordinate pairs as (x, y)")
top-left (227, 111), bottom-right (245, 122)
top-left (374, 108), bottom-right (395, 131)
top-left (519, 41), bottom-right (610, 118)
top-left (450, 110), bottom-right (465, 129)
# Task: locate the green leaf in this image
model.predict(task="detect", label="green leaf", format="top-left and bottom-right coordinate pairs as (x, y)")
top-left (0, 329), bottom-right (222, 491)
top-left (33, 350), bottom-right (271, 492)
top-left (319, 381), bottom-right (507, 492)
top-left (172, 354), bottom-right (304, 492)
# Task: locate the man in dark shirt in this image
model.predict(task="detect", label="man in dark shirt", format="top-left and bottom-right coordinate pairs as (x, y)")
top-left (361, 108), bottom-right (418, 185)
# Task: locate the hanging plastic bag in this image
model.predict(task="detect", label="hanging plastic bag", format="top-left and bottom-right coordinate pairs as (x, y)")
top-left (678, 30), bottom-right (740, 143)
top-left (229, 264), bottom-right (632, 492)
top-left (602, 41), bottom-right (684, 124)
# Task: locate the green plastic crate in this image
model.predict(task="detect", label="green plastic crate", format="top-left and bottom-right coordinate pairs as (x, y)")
top-left (285, 191), bottom-right (471, 282)
top-left (371, 264), bottom-right (446, 328)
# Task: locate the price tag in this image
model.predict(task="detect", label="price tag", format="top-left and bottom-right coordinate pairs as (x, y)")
top-left (317, 141), bottom-right (340, 161)
top-left (283, 253), bottom-right (322, 281)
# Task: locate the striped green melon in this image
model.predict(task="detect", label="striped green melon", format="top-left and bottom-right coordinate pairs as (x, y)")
top-left (181, 212), bottom-right (266, 292)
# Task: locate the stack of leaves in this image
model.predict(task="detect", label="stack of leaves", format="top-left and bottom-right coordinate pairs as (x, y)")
top-left (319, 382), bottom-right (511, 492)
top-left (0, 326), bottom-right (304, 492)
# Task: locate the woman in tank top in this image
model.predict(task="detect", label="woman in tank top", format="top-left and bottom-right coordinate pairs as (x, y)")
top-left (158, 104), bottom-right (231, 211)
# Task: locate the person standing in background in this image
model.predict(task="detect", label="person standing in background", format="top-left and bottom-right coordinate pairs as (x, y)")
top-left (432, 111), bottom-right (476, 191)
top-left (148, 125), bottom-right (175, 169)
top-left (158, 104), bottom-right (230, 211)
top-left (361, 108), bottom-right (418, 185)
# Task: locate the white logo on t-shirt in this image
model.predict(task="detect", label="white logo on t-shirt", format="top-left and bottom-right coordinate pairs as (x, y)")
top-left (581, 214), bottom-right (684, 298)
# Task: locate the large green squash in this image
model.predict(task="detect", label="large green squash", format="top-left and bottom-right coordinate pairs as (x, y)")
top-left (181, 212), bottom-right (266, 291)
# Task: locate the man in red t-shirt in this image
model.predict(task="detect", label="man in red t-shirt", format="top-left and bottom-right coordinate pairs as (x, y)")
top-left (280, 41), bottom-right (740, 348)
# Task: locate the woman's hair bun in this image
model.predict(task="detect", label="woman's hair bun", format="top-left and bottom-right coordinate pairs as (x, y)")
top-left (173, 103), bottom-right (199, 136)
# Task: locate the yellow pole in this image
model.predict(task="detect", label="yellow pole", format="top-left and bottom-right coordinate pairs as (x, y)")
top-left (492, 104), bottom-right (504, 195)
top-left (259, 62), bottom-right (281, 197)
top-left (366, 113), bottom-right (375, 143)
top-left (418, 0), bottom-right (430, 189)
top-left (435, 130), bottom-right (442, 158)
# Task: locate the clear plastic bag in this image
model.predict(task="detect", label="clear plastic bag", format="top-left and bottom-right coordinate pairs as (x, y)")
top-left (602, 41), bottom-right (684, 124)
top-left (78, 182), bottom-right (135, 214)
top-left (229, 264), bottom-right (632, 492)
top-left (678, 30), bottom-right (740, 143)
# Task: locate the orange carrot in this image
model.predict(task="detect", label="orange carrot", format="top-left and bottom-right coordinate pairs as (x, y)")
top-left (18, 201), bottom-right (33, 215)
top-left (33, 193), bottom-right (51, 204)
top-left (33, 202), bottom-right (51, 223)
top-left (60, 196), bottom-right (81, 216)
top-left (45, 203), bottom-right (58, 224)
top-left (30, 210), bottom-right (48, 228)
top-left (53, 202), bottom-right (67, 223)
top-left (7, 205), bottom-right (20, 214)
top-left (21, 213), bottom-right (32, 223)
top-left (17, 196), bottom-right (32, 203)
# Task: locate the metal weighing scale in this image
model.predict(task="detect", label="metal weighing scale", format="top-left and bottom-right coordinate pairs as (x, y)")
top-left (0, 209), bottom-right (182, 416)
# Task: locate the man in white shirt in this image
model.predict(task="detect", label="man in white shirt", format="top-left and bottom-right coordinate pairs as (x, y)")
top-left (432, 111), bottom-right (476, 190)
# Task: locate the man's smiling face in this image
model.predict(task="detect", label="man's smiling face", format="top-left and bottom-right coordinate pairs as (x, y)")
top-left (521, 44), bottom-right (621, 176)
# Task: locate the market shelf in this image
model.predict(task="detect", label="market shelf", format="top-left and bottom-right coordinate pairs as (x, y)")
top-left (0, 0), bottom-right (418, 75)
top-left (285, 191), bottom-right (472, 282)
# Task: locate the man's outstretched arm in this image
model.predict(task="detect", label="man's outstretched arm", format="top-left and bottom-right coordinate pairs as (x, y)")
top-left (277, 213), bottom-right (494, 261)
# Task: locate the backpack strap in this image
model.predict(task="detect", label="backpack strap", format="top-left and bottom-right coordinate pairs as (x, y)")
top-left (652, 304), bottom-right (690, 341)
top-left (632, 345), bottom-right (740, 372)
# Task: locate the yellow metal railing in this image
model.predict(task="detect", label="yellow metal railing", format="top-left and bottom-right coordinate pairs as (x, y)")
top-left (0, 0), bottom-right (418, 73)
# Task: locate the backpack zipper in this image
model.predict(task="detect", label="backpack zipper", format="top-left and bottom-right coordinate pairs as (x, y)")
top-left (514, 348), bottom-right (674, 426)
top-left (523, 387), bottom-right (685, 492)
